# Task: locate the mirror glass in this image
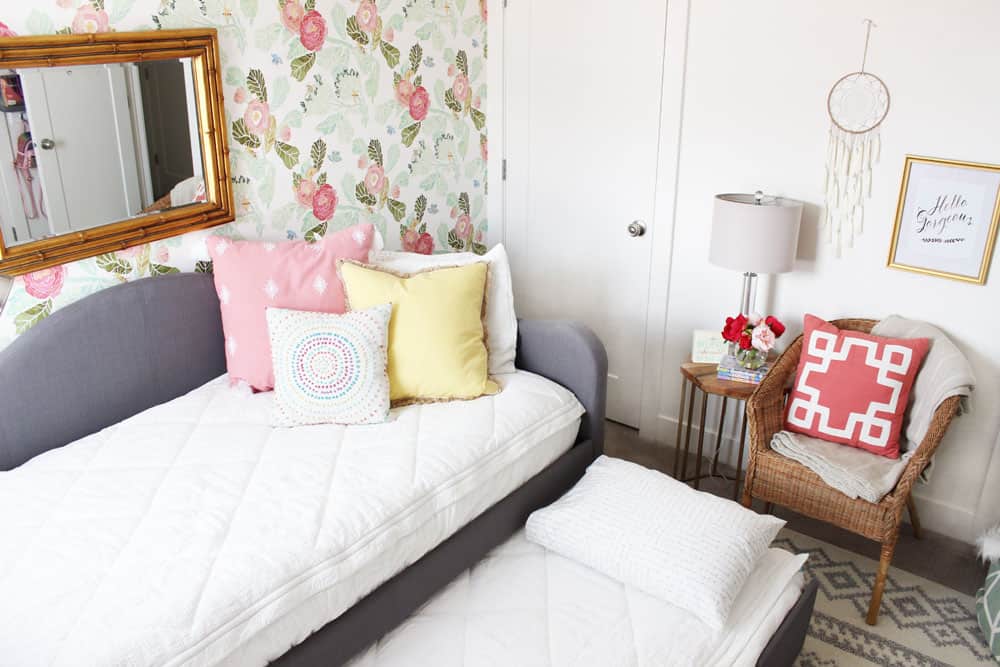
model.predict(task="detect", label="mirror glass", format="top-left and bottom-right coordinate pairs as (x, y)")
top-left (0, 58), bottom-right (205, 247)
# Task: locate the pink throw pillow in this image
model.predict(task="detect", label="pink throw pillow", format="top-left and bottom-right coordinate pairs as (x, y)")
top-left (784, 314), bottom-right (929, 458)
top-left (208, 224), bottom-right (375, 391)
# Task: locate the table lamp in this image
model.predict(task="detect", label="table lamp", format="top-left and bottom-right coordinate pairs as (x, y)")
top-left (709, 191), bottom-right (803, 316)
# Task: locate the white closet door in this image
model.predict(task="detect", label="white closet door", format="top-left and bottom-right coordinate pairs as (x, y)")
top-left (503, 0), bottom-right (668, 426)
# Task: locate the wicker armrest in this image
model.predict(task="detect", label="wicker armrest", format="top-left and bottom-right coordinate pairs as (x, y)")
top-left (746, 335), bottom-right (804, 457)
top-left (885, 395), bottom-right (962, 503)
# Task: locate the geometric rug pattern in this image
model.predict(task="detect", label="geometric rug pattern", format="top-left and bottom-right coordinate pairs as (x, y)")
top-left (776, 530), bottom-right (996, 666)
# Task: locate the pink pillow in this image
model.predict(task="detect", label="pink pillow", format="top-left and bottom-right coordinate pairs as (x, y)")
top-left (784, 314), bottom-right (929, 458)
top-left (208, 224), bottom-right (375, 391)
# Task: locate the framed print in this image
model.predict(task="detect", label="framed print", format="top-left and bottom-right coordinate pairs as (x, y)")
top-left (691, 329), bottom-right (728, 364)
top-left (887, 155), bottom-right (1000, 284)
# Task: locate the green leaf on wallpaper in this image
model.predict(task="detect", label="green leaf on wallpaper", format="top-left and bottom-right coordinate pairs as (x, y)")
top-left (413, 74), bottom-right (422, 87)
top-left (409, 44), bottom-right (423, 72)
top-left (311, 139), bottom-right (327, 170)
top-left (290, 52), bottom-right (316, 82)
top-left (367, 139), bottom-right (383, 167)
top-left (317, 172), bottom-right (327, 185)
top-left (444, 89), bottom-right (463, 113)
top-left (447, 230), bottom-right (465, 251)
top-left (470, 107), bottom-right (486, 131)
top-left (254, 23), bottom-right (283, 51)
top-left (365, 63), bottom-right (380, 100)
top-left (469, 56), bottom-right (484, 81)
top-left (329, 4), bottom-right (348, 38)
top-left (304, 0), bottom-right (316, 10)
top-left (418, 222), bottom-right (426, 235)
top-left (387, 199), bottom-right (406, 222)
top-left (240, 0), bottom-right (258, 18)
top-left (415, 23), bottom-right (434, 41)
top-left (270, 76), bottom-right (290, 109)
top-left (232, 119), bottom-right (261, 149)
top-left (195, 260), bottom-right (214, 274)
top-left (305, 222), bottom-right (327, 242)
top-left (346, 17), bottom-right (369, 46)
top-left (401, 122), bottom-right (421, 147)
top-left (25, 10), bottom-right (55, 35)
top-left (247, 69), bottom-right (268, 102)
top-left (385, 143), bottom-right (400, 172)
top-left (380, 41), bottom-right (401, 69)
top-left (420, 172), bottom-right (438, 192)
top-left (225, 66), bottom-right (244, 87)
top-left (275, 142), bottom-right (300, 169)
top-left (258, 164), bottom-right (276, 206)
top-left (283, 110), bottom-right (304, 129)
top-left (14, 300), bottom-right (52, 336)
top-left (355, 182), bottom-right (377, 207)
top-left (96, 253), bottom-right (133, 275)
top-left (456, 50), bottom-right (469, 77)
top-left (317, 115), bottom-right (340, 134)
top-left (294, 170), bottom-right (305, 186)
top-left (472, 242), bottom-right (487, 256)
top-left (150, 264), bottom-right (180, 276)
top-left (414, 194), bottom-right (427, 222)
top-left (109, 0), bottom-right (136, 23)
top-left (459, 192), bottom-right (471, 216)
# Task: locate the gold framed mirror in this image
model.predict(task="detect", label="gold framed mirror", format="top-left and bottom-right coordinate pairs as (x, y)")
top-left (0, 29), bottom-right (233, 276)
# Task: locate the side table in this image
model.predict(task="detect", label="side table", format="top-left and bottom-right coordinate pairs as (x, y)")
top-left (673, 361), bottom-right (757, 499)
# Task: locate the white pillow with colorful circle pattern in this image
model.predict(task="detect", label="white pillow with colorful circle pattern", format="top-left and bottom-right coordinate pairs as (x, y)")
top-left (266, 304), bottom-right (391, 427)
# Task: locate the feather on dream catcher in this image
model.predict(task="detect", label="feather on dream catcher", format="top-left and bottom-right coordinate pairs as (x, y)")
top-left (823, 19), bottom-right (890, 255)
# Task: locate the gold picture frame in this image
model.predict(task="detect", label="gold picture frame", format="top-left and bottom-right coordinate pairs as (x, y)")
top-left (887, 155), bottom-right (1000, 285)
top-left (0, 29), bottom-right (234, 276)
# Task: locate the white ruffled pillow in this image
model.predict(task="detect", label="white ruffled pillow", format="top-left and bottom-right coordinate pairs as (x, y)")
top-left (526, 456), bottom-right (785, 630)
top-left (370, 244), bottom-right (517, 375)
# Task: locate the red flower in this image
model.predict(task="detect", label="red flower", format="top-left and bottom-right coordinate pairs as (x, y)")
top-left (311, 183), bottom-right (338, 221)
top-left (402, 229), bottom-right (434, 254)
top-left (299, 10), bottom-right (327, 52)
top-left (765, 315), bottom-right (786, 338)
top-left (722, 314), bottom-right (748, 342)
top-left (408, 86), bottom-right (430, 121)
top-left (22, 266), bottom-right (65, 300)
top-left (738, 332), bottom-right (753, 350)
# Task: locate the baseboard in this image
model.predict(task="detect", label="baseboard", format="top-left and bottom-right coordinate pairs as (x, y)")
top-left (653, 412), bottom-right (746, 468)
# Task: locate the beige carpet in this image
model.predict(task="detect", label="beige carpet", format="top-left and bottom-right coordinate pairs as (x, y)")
top-left (775, 529), bottom-right (994, 666)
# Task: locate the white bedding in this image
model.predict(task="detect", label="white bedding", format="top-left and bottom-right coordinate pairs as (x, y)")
top-left (349, 533), bottom-right (807, 667)
top-left (0, 371), bottom-right (584, 667)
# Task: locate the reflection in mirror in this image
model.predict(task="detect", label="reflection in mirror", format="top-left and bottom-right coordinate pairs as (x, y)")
top-left (0, 58), bottom-right (205, 248)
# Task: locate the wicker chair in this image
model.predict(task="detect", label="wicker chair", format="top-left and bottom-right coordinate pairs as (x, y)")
top-left (740, 318), bottom-right (961, 625)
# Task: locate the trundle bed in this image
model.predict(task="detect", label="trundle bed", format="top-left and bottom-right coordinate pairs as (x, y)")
top-left (0, 273), bottom-right (816, 666)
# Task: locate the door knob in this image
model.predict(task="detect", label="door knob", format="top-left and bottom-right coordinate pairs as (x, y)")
top-left (627, 220), bottom-right (646, 237)
top-left (39, 138), bottom-right (55, 150)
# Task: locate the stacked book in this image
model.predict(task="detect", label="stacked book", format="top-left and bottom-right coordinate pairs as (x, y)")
top-left (717, 354), bottom-right (770, 385)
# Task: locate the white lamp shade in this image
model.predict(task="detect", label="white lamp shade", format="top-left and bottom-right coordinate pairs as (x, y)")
top-left (709, 193), bottom-right (803, 274)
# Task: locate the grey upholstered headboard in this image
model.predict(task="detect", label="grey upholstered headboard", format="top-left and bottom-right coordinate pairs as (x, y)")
top-left (0, 274), bottom-right (225, 470)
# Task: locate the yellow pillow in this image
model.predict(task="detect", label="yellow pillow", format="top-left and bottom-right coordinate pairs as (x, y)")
top-left (339, 260), bottom-right (499, 403)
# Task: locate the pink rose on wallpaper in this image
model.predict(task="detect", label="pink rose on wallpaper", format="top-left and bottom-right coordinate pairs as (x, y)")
top-left (295, 179), bottom-right (317, 207)
top-left (281, 0), bottom-right (305, 32)
top-left (155, 246), bottom-right (170, 263)
top-left (402, 229), bottom-right (434, 255)
top-left (357, 156), bottom-right (368, 169)
top-left (408, 86), bottom-right (429, 121)
top-left (480, 137), bottom-right (488, 161)
top-left (454, 214), bottom-right (473, 240)
top-left (391, 184), bottom-right (401, 199)
top-left (23, 266), bottom-right (66, 300)
top-left (383, 27), bottom-right (394, 42)
top-left (355, 0), bottom-right (379, 33)
top-left (473, 96), bottom-right (481, 109)
top-left (278, 124), bottom-right (292, 142)
top-left (243, 100), bottom-right (270, 136)
top-left (0, 21), bottom-right (17, 37)
top-left (447, 65), bottom-right (456, 77)
top-left (452, 74), bottom-right (470, 102)
top-left (395, 78), bottom-right (414, 106)
top-left (71, 4), bottom-right (110, 34)
top-left (364, 165), bottom-right (386, 195)
top-left (475, 230), bottom-right (484, 243)
top-left (480, 0), bottom-right (488, 21)
top-left (299, 10), bottom-right (327, 52)
top-left (233, 87), bottom-right (247, 103)
top-left (312, 183), bottom-right (338, 221)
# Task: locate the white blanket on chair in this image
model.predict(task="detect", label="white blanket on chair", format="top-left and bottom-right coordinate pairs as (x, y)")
top-left (770, 430), bottom-right (913, 503)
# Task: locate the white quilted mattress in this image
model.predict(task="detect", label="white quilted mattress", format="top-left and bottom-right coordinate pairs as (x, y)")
top-left (349, 533), bottom-right (807, 667)
top-left (0, 371), bottom-right (584, 667)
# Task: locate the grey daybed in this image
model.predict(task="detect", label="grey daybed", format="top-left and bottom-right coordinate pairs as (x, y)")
top-left (0, 273), bottom-right (816, 666)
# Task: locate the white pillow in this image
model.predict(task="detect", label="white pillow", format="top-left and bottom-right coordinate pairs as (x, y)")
top-left (266, 304), bottom-right (391, 426)
top-left (371, 244), bottom-right (517, 375)
top-left (526, 456), bottom-right (785, 630)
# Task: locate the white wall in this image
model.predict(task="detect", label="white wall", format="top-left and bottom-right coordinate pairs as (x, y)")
top-left (652, 0), bottom-right (1000, 542)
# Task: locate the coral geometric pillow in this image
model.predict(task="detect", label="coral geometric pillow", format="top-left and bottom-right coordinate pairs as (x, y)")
top-left (207, 224), bottom-right (375, 391)
top-left (784, 314), bottom-right (929, 458)
top-left (266, 305), bottom-right (391, 426)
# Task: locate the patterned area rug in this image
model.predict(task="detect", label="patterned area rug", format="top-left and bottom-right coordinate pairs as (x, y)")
top-left (776, 529), bottom-right (995, 666)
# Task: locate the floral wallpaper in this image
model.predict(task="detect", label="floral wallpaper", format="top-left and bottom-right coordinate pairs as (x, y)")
top-left (0, 0), bottom-right (488, 350)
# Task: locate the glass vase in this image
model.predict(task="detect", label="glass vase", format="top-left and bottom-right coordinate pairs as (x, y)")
top-left (736, 348), bottom-right (767, 370)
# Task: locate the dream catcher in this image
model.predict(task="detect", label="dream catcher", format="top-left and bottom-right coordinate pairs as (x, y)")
top-left (823, 19), bottom-right (890, 255)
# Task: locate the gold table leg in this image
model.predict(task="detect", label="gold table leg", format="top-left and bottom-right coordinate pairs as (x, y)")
top-left (680, 384), bottom-right (697, 482)
top-left (693, 390), bottom-right (709, 489)
top-left (672, 377), bottom-right (688, 479)
top-left (711, 397), bottom-right (728, 476)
